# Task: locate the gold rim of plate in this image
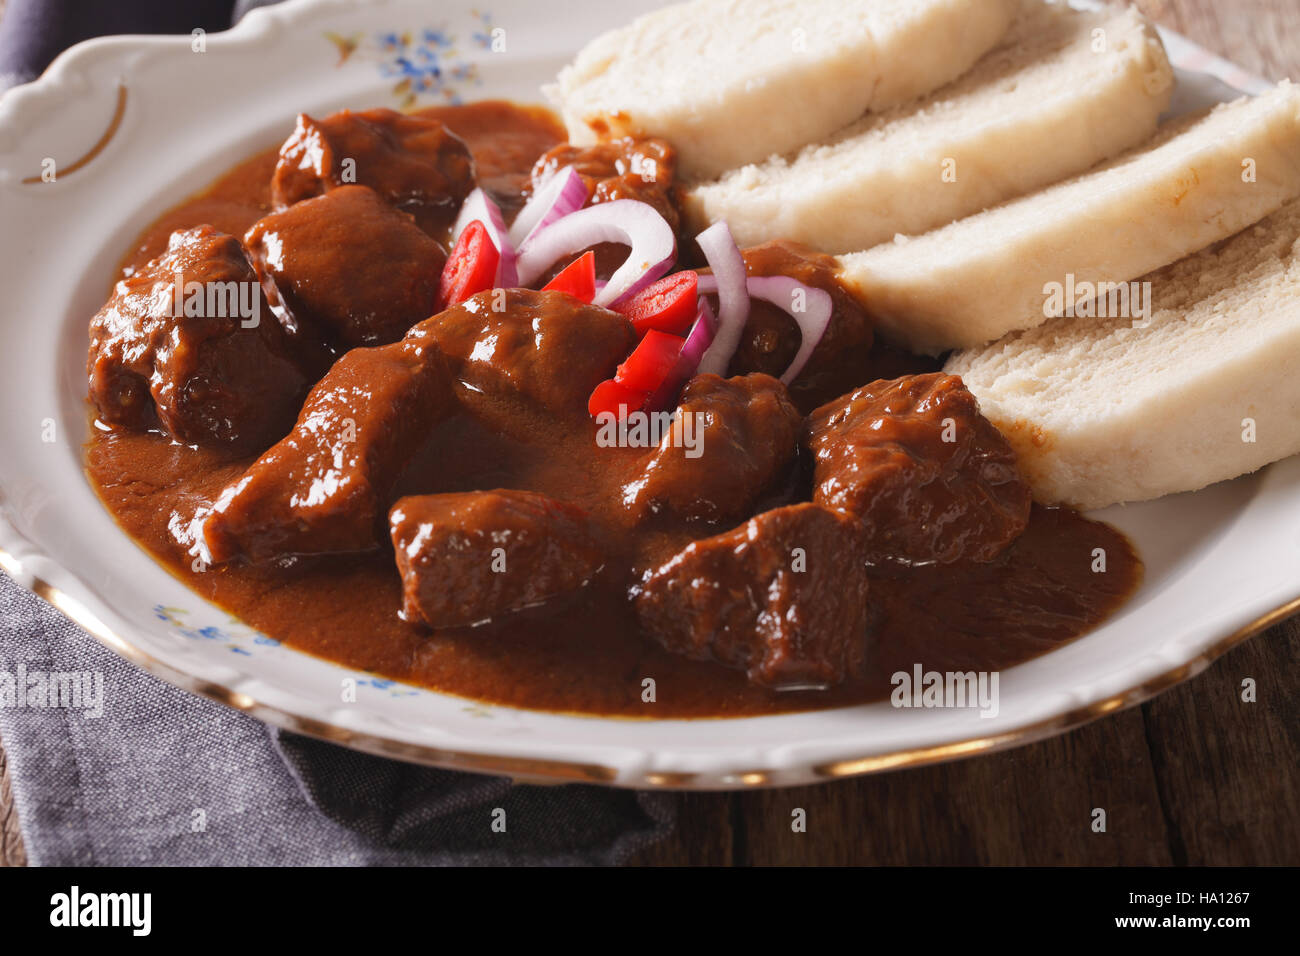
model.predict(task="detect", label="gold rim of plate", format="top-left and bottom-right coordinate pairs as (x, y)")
top-left (3, 545), bottom-right (1295, 789)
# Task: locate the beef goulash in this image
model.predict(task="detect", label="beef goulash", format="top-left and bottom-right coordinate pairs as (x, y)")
top-left (85, 97), bottom-right (1144, 717)
top-left (88, 225), bottom-right (314, 453)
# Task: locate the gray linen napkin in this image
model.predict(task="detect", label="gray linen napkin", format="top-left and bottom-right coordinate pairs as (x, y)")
top-left (0, 571), bottom-right (676, 865)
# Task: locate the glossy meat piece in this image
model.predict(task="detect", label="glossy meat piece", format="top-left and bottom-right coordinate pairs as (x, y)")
top-left (271, 108), bottom-right (475, 230)
top-left (245, 185), bottom-right (446, 350)
top-left (531, 136), bottom-right (680, 233)
top-left (87, 225), bottom-right (309, 452)
top-left (621, 373), bottom-right (801, 525)
top-left (635, 503), bottom-right (870, 690)
top-left (804, 373), bottom-right (1031, 565)
top-left (410, 288), bottom-right (635, 416)
top-left (725, 240), bottom-right (876, 414)
top-left (201, 337), bottom-right (455, 563)
top-left (391, 490), bottom-right (605, 628)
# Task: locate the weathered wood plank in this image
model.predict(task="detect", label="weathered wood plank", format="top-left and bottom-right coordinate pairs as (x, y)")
top-left (1140, 617), bottom-right (1300, 865)
top-left (623, 793), bottom-right (736, 866)
top-left (1137, 0), bottom-right (1300, 82)
top-left (735, 709), bottom-right (1174, 865)
top-left (0, 735), bottom-right (26, 867)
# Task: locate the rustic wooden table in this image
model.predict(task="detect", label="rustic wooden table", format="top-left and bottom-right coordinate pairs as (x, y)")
top-left (2, 0), bottom-right (1298, 868)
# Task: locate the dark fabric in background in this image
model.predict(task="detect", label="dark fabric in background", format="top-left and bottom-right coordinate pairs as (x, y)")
top-left (0, 0), bottom-right (677, 865)
top-left (0, 0), bottom-right (237, 87)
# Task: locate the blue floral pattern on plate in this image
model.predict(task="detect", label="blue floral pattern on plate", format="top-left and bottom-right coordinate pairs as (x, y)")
top-left (151, 606), bottom-right (442, 701)
top-left (153, 604), bottom-right (274, 655)
top-left (325, 11), bottom-right (497, 107)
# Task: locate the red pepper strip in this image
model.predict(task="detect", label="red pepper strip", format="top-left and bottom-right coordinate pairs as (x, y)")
top-left (613, 270), bottom-right (699, 337)
top-left (588, 330), bottom-right (691, 419)
top-left (541, 250), bottom-right (597, 303)
top-left (587, 377), bottom-right (647, 419)
top-left (614, 330), bottom-right (687, 394)
top-left (438, 219), bottom-right (500, 310)
top-left (639, 329), bottom-right (705, 414)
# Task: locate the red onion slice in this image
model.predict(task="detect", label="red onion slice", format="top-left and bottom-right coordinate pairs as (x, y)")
top-left (507, 166), bottom-right (587, 249)
top-left (515, 199), bottom-right (676, 308)
top-left (680, 298), bottom-right (717, 371)
top-left (696, 273), bottom-right (833, 384)
top-left (694, 223), bottom-right (749, 376)
top-left (745, 276), bottom-right (833, 384)
top-left (452, 188), bottom-right (517, 288)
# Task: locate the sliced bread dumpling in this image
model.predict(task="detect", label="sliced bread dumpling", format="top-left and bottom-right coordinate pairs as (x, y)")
top-left (685, 1), bottom-right (1174, 253)
top-left (837, 81), bottom-right (1300, 354)
top-left (546, 0), bottom-right (1018, 181)
top-left (945, 198), bottom-right (1300, 510)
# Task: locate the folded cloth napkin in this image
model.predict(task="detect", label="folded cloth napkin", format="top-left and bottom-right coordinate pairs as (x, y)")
top-left (0, 0), bottom-right (676, 866)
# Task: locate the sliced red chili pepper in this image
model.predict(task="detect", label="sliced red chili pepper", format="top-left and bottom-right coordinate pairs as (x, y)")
top-left (613, 270), bottom-right (699, 337)
top-left (438, 219), bottom-right (500, 309)
top-left (587, 377), bottom-right (647, 419)
top-left (615, 329), bottom-right (686, 394)
top-left (541, 250), bottom-right (597, 303)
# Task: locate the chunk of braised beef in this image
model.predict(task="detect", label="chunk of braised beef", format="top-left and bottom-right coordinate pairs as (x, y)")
top-left (804, 373), bottom-right (1031, 565)
top-left (391, 490), bottom-right (605, 628)
top-left (530, 137), bottom-right (680, 233)
top-left (201, 337), bottom-right (455, 563)
top-left (635, 503), bottom-right (870, 690)
top-left (723, 240), bottom-right (876, 414)
top-left (87, 225), bottom-right (310, 453)
top-left (245, 185), bottom-right (446, 350)
top-left (621, 373), bottom-right (801, 526)
top-left (271, 108), bottom-right (475, 231)
top-left (409, 288), bottom-right (635, 417)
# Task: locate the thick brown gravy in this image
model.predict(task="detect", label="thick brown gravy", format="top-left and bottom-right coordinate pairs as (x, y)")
top-left (85, 101), bottom-right (1143, 718)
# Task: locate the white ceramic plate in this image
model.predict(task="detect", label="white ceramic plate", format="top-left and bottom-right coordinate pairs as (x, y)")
top-left (0, 0), bottom-right (1295, 789)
